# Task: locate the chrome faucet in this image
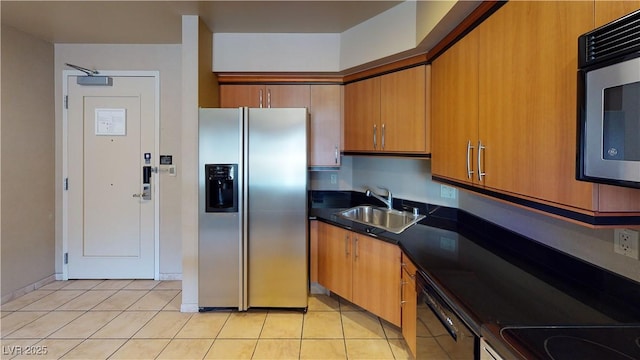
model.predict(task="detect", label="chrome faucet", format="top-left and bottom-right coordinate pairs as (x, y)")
top-left (365, 187), bottom-right (393, 209)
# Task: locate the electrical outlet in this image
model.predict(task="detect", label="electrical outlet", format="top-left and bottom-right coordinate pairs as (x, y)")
top-left (330, 174), bottom-right (338, 185)
top-left (614, 229), bottom-right (639, 259)
top-left (440, 184), bottom-right (457, 199)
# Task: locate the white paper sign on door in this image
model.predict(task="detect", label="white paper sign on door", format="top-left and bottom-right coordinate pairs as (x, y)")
top-left (95, 108), bottom-right (126, 136)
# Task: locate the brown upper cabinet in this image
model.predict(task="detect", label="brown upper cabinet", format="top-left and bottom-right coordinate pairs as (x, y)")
top-left (595, 0), bottom-right (640, 27)
top-left (310, 85), bottom-right (342, 167)
top-left (431, 30), bottom-right (479, 188)
top-left (344, 65), bottom-right (429, 154)
top-left (219, 83), bottom-right (342, 167)
top-left (431, 1), bottom-right (640, 224)
top-left (220, 84), bottom-right (310, 108)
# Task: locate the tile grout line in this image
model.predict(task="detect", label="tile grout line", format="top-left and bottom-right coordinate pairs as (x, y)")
top-left (3, 283), bottom-right (408, 360)
top-left (338, 297), bottom-right (349, 360)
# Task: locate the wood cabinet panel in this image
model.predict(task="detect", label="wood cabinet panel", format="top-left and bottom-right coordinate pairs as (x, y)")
top-left (219, 84), bottom-right (310, 108)
top-left (344, 66), bottom-right (428, 154)
top-left (352, 234), bottom-right (401, 327)
top-left (477, 1), bottom-right (595, 209)
top-left (220, 83), bottom-right (340, 167)
top-left (431, 31), bottom-right (479, 186)
top-left (431, 1), bottom-right (640, 221)
top-left (317, 222), bottom-right (352, 300)
top-left (267, 85), bottom-right (310, 108)
top-left (220, 84), bottom-right (263, 108)
top-left (401, 254), bottom-right (417, 358)
top-left (380, 66), bottom-right (427, 153)
top-left (310, 85), bottom-right (342, 166)
top-left (309, 220), bottom-right (319, 284)
top-left (595, 1), bottom-right (640, 27)
top-left (344, 77), bottom-right (380, 152)
top-left (317, 223), bottom-right (402, 327)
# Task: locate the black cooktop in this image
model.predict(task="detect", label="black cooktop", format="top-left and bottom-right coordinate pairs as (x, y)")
top-left (500, 326), bottom-right (640, 360)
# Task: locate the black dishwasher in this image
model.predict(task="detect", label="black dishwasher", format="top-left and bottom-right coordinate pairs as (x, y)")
top-left (416, 271), bottom-right (478, 359)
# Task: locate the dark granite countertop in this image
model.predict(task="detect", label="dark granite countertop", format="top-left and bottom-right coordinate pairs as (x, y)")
top-left (309, 191), bottom-right (640, 357)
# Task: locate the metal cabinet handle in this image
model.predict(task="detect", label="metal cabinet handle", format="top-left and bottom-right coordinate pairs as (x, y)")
top-left (400, 280), bottom-right (407, 305)
top-left (334, 145), bottom-right (339, 164)
top-left (373, 125), bottom-right (377, 150)
top-left (381, 123), bottom-right (386, 150)
top-left (267, 89), bottom-right (272, 108)
top-left (401, 264), bottom-right (416, 279)
top-left (466, 140), bottom-right (474, 179)
top-left (345, 234), bottom-right (350, 256)
top-left (259, 89), bottom-right (263, 108)
top-left (478, 140), bottom-right (486, 181)
top-left (354, 237), bottom-right (359, 259)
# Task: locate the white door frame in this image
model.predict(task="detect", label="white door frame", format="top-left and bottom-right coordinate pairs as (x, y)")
top-left (62, 70), bottom-right (160, 280)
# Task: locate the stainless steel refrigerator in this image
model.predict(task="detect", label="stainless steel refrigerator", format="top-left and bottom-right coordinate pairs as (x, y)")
top-left (198, 107), bottom-right (308, 310)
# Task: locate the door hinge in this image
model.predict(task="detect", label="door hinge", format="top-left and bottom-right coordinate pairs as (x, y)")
top-left (64, 253), bottom-right (68, 265)
top-left (64, 178), bottom-right (69, 191)
top-left (64, 95), bottom-right (68, 109)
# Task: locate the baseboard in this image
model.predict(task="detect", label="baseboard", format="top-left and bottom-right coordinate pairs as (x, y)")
top-left (181, 303), bottom-right (199, 313)
top-left (1, 274), bottom-right (57, 305)
top-left (159, 273), bottom-right (182, 281)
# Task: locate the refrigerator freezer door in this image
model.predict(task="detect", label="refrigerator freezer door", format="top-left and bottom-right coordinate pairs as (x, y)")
top-left (198, 108), bottom-right (243, 308)
top-left (246, 108), bottom-right (309, 308)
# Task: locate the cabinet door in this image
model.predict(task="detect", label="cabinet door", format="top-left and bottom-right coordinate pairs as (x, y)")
top-left (220, 84), bottom-right (264, 108)
top-left (477, 1), bottom-right (595, 209)
top-left (317, 222), bottom-right (352, 300)
top-left (309, 220), bottom-right (319, 284)
top-left (344, 77), bottom-right (380, 152)
top-left (595, 1), bottom-right (640, 27)
top-left (401, 254), bottom-right (417, 358)
top-left (431, 30), bottom-right (479, 186)
top-left (310, 85), bottom-right (342, 166)
top-left (352, 234), bottom-right (401, 327)
top-left (266, 85), bottom-right (310, 108)
top-left (220, 84), bottom-right (310, 108)
top-left (380, 66), bottom-right (427, 153)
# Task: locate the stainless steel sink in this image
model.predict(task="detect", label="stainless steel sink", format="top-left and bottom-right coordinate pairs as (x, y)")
top-left (336, 205), bottom-right (425, 234)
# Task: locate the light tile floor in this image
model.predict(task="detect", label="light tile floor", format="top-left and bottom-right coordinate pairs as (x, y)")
top-left (1, 280), bottom-right (413, 359)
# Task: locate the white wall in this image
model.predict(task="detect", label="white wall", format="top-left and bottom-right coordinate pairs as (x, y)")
top-left (339, 1), bottom-right (417, 70)
top-left (212, 2), bottom-right (419, 72)
top-left (211, 1), bottom-right (481, 73)
top-left (1, 25), bottom-right (56, 301)
top-left (180, 15), bottom-right (201, 312)
top-left (213, 33), bottom-right (341, 72)
top-left (54, 44), bottom-right (183, 278)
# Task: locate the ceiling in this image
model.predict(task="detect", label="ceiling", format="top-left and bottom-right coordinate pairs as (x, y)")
top-left (1, 1), bottom-right (403, 44)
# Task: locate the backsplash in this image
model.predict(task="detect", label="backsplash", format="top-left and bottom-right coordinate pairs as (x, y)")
top-left (310, 155), bottom-right (640, 284)
top-left (460, 192), bottom-right (640, 284)
top-left (311, 156), bottom-right (458, 208)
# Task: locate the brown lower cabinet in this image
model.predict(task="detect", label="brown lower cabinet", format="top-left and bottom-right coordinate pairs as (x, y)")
top-left (401, 254), bottom-right (418, 358)
top-left (317, 221), bottom-right (402, 327)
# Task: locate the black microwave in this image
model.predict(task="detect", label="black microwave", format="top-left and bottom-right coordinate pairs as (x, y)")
top-left (577, 9), bottom-right (640, 189)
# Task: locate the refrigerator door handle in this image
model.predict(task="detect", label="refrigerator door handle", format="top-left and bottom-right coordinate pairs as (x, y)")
top-left (241, 107), bottom-right (249, 311)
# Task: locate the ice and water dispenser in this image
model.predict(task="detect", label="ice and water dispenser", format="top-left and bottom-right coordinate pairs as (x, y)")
top-left (205, 164), bottom-right (238, 212)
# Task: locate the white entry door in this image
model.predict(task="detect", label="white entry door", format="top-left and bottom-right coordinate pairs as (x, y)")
top-left (66, 75), bottom-right (156, 279)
